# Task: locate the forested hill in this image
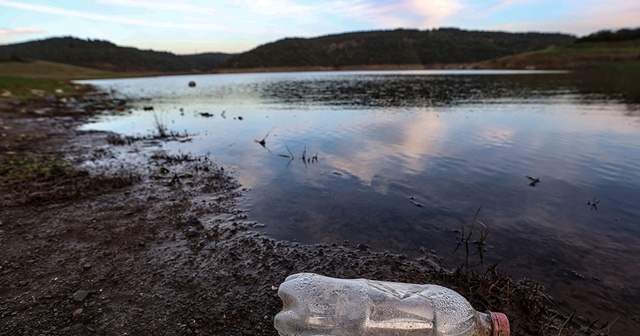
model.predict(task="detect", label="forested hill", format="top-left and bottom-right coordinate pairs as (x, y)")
top-left (223, 28), bottom-right (576, 69)
top-left (0, 37), bottom-right (234, 72)
top-left (0, 29), bottom-right (577, 73)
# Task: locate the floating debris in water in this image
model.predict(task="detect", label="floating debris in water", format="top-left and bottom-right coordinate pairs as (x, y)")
top-left (526, 175), bottom-right (540, 187)
top-left (173, 135), bottom-right (192, 143)
top-left (409, 196), bottom-right (424, 207)
top-left (255, 127), bottom-right (275, 152)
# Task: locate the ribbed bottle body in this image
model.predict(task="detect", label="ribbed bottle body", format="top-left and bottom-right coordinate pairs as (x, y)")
top-left (274, 273), bottom-right (504, 336)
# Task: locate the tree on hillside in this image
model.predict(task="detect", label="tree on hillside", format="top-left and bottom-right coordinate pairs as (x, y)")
top-left (577, 27), bottom-right (640, 43)
top-left (223, 28), bottom-right (576, 69)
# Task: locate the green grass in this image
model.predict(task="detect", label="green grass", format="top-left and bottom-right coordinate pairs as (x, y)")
top-left (0, 156), bottom-right (71, 183)
top-left (0, 60), bottom-right (150, 99)
top-left (0, 60), bottom-right (156, 99)
top-left (533, 45), bottom-right (639, 57)
top-left (0, 76), bottom-right (84, 99)
top-left (0, 60), bottom-right (122, 79)
top-left (593, 61), bottom-right (640, 71)
top-left (481, 39), bottom-right (640, 70)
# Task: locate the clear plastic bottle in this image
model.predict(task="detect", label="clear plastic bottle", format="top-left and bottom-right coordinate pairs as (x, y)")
top-left (274, 273), bottom-right (509, 336)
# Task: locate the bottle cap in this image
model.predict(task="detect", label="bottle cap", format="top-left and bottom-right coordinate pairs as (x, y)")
top-left (490, 312), bottom-right (510, 336)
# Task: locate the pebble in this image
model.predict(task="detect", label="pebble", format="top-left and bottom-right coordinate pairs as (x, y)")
top-left (72, 289), bottom-right (90, 302)
top-left (73, 308), bottom-right (83, 317)
top-left (356, 243), bottom-right (370, 251)
top-left (186, 227), bottom-right (200, 237)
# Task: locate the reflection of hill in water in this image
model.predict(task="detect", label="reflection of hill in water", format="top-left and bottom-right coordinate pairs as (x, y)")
top-left (259, 73), bottom-right (567, 107)
top-left (574, 69), bottom-right (640, 107)
top-left (258, 71), bottom-right (640, 116)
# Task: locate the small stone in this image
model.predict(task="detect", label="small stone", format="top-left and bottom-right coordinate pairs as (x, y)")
top-left (72, 308), bottom-right (83, 317)
top-left (356, 243), bottom-right (370, 251)
top-left (186, 227), bottom-right (200, 238)
top-left (72, 290), bottom-right (89, 302)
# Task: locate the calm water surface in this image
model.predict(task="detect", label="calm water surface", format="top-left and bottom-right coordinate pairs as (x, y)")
top-left (79, 71), bottom-right (640, 332)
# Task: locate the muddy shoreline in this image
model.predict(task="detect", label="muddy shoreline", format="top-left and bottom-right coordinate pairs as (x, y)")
top-left (0, 91), bottom-right (609, 335)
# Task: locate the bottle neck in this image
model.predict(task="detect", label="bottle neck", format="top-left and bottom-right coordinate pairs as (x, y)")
top-left (473, 312), bottom-right (494, 336)
top-left (473, 311), bottom-right (510, 336)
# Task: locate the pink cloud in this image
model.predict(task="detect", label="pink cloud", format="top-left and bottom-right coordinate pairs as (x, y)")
top-left (0, 28), bottom-right (44, 36)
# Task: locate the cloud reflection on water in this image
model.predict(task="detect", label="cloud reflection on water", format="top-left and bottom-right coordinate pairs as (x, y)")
top-left (79, 71), bottom-right (640, 333)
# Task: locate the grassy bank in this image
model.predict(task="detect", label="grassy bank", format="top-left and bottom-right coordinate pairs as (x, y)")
top-left (0, 76), bottom-right (88, 100)
top-left (0, 60), bottom-right (169, 100)
top-left (481, 40), bottom-right (640, 70)
top-left (0, 60), bottom-right (125, 79)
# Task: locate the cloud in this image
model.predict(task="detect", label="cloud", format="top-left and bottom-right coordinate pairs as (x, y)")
top-left (242, 0), bottom-right (318, 16)
top-left (0, 0), bottom-right (226, 30)
top-left (574, 0), bottom-right (640, 33)
top-left (486, 0), bottom-right (640, 35)
top-left (410, 0), bottom-right (465, 25)
top-left (0, 28), bottom-right (44, 36)
top-left (95, 0), bottom-right (218, 15)
top-left (0, 28), bottom-right (44, 44)
top-left (334, 0), bottom-right (465, 29)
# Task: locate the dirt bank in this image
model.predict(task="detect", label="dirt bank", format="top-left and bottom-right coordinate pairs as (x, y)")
top-left (0, 91), bottom-right (609, 335)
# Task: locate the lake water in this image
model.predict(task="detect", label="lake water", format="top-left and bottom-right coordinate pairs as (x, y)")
top-left (79, 70), bottom-right (640, 333)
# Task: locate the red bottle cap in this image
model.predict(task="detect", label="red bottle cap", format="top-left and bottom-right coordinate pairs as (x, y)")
top-left (490, 312), bottom-right (510, 336)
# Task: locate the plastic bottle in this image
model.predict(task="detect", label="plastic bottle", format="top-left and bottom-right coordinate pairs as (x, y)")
top-left (274, 273), bottom-right (509, 336)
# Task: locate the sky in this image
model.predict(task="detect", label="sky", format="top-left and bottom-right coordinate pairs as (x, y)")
top-left (1, 0), bottom-right (638, 55)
